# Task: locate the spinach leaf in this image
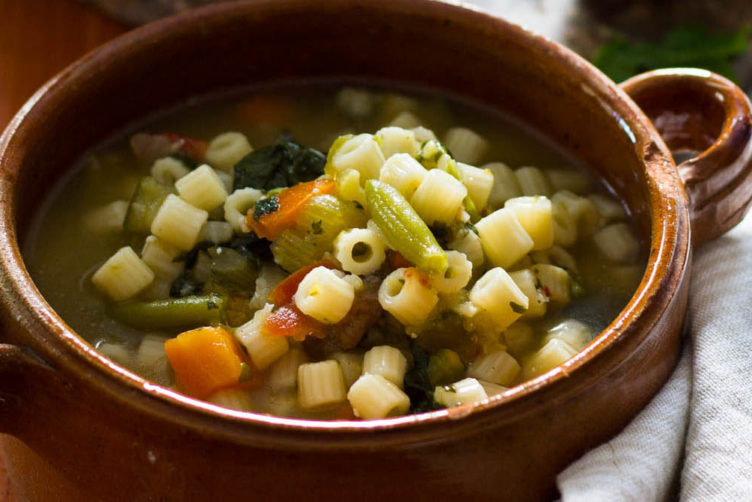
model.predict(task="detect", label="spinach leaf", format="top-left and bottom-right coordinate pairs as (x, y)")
top-left (233, 139), bottom-right (326, 191)
top-left (404, 342), bottom-right (443, 413)
top-left (594, 24), bottom-right (750, 83)
top-left (170, 270), bottom-right (204, 298)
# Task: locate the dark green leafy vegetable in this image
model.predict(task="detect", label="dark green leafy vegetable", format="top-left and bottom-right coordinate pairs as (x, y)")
top-left (253, 196), bottom-right (280, 221)
top-left (427, 349), bottom-right (465, 387)
top-left (403, 343), bottom-right (444, 413)
top-left (594, 24), bottom-right (750, 83)
top-left (170, 270), bottom-right (204, 298)
top-left (232, 139), bottom-right (326, 191)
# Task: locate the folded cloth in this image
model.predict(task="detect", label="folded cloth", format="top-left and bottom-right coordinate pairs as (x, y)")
top-left (557, 214), bottom-right (752, 501)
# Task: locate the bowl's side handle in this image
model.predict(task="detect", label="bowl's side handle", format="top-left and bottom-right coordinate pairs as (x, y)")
top-left (620, 69), bottom-right (752, 247)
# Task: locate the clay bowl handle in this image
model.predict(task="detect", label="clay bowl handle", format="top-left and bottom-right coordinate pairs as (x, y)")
top-left (620, 69), bottom-right (752, 247)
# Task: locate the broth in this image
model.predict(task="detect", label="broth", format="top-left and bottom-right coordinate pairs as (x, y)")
top-left (24, 83), bottom-right (645, 419)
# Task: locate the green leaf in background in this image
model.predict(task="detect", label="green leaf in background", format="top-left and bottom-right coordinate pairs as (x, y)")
top-left (594, 24), bottom-right (750, 83)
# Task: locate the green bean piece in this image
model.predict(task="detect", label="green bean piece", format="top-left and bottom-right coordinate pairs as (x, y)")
top-left (427, 349), bottom-right (465, 387)
top-left (365, 180), bottom-right (447, 274)
top-left (107, 294), bottom-right (226, 329)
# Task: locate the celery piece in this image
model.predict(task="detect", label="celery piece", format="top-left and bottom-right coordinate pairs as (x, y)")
top-left (107, 294), bottom-right (226, 329)
top-left (365, 180), bottom-right (447, 274)
top-left (324, 134), bottom-right (354, 176)
top-left (427, 349), bottom-right (465, 387)
top-left (123, 176), bottom-right (174, 234)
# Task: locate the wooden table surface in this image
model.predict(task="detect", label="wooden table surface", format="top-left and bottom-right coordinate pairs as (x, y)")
top-left (0, 0), bottom-right (126, 498)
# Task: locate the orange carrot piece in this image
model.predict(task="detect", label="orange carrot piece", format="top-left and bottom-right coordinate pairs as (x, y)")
top-left (261, 305), bottom-right (325, 341)
top-left (267, 260), bottom-right (335, 306)
top-left (246, 179), bottom-right (335, 240)
top-left (164, 327), bottom-right (246, 398)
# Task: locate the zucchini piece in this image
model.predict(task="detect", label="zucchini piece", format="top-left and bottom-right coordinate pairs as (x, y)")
top-left (123, 176), bottom-right (174, 234)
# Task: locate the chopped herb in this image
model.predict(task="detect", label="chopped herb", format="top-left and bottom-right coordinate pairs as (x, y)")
top-left (464, 221), bottom-right (479, 235)
top-left (403, 342), bottom-right (444, 413)
top-left (167, 152), bottom-right (199, 169)
top-left (311, 220), bottom-right (323, 235)
top-left (233, 139), bottom-right (326, 191)
top-left (353, 201), bottom-right (364, 210)
top-left (207, 300), bottom-right (218, 310)
top-left (510, 301), bottom-right (527, 314)
top-left (594, 24), bottom-right (750, 83)
top-left (253, 195), bottom-right (280, 221)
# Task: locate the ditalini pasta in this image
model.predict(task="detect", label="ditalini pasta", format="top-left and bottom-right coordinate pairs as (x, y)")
top-left (31, 86), bottom-right (645, 421)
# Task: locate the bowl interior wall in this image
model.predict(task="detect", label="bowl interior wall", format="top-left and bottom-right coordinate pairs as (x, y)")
top-left (12, 1), bottom-right (651, 243)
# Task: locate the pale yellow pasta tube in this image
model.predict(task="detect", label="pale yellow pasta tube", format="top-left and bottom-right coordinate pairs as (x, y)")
top-left (475, 208), bottom-right (534, 268)
top-left (331, 351), bottom-right (364, 389)
top-left (335, 168), bottom-right (366, 206)
top-left (467, 351), bottom-right (520, 386)
top-left (444, 127), bottom-right (488, 165)
top-left (378, 267), bottom-right (438, 326)
top-left (175, 164), bottom-right (228, 211)
top-left (410, 169), bottom-right (467, 224)
top-left (434, 378), bottom-right (488, 408)
top-left (198, 221), bottom-right (234, 244)
top-left (543, 319), bottom-right (592, 351)
top-left (376, 126), bottom-right (418, 158)
top-left (469, 267), bottom-right (529, 331)
top-left (523, 338), bottom-right (578, 379)
top-left (268, 348), bottom-right (309, 392)
top-left (92, 246), bottom-right (155, 301)
top-left (151, 194), bottom-right (208, 250)
top-left (546, 168), bottom-right (592, 195)
top-left (224, 187), bottom-right (263, 233)
top-left (486, 162), bottom-right (522, 208)
top-left (515, 166), bottom-right (551, 196)
top-left (235, 303), bottom-right (289, 370)
top-left (205, 132), bottom-right (253, 171)
top-left (457, 162), bottom-right (494, 210)
top-left (509, 269), bottom-right (547, 318)
top-left (552, 190), bottom-right (599, 237)
top-left (347, 374), bottom-right (410, 419)
top-left (150, 157), bottom-right (190, 186)
top-left (330, 134), bottom-right (385, 181)
top-left (504, 196), bottom-right (554, 250)
top-left (588, 193), bottom-right (627, 223)
top-left (297, 360), bottom-right (347, 409)
top-left (531, 264), bottom-right (571, 305)
top-left (448, 228), bottom-right (484, 268)
top-left (593, 223), bottom-right (640, 263)
top-left (134, 334), bottom-right (171, 386)
top-left (141, 235), bottom-right (184, 281)
top-left (294, 266), bottom-right (355, 324)
top-left (333, 227), bottom-right (386, 275)
top-left (379, 153), bottom-right (427, 199)
top-left (84, 200), bottom-right (129, 233)
top-left (207, 387), bottom-right (253, 412)
top-left (430, 250), bottom-right (472, 294)
top-left (389, 111), bottom-right (421, 129)
top-left (363, 345), bottom-right (408, 388)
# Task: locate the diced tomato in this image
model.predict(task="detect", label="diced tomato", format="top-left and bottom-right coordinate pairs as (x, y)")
top-left (261, 304), bottom-right (325, 341)
top-left (267, 260), bottom-right (335, 306)
top-left (159, 132), bottom-right (208, 162)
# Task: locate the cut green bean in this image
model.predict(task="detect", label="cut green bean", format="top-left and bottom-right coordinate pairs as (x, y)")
top-left (365, 180), bottom-right (447, 274)
top-left (107, 294), bottom-right (226, 329)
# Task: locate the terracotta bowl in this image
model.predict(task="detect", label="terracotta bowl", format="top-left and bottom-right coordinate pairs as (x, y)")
top-left (1, 1), bottom-right (751, 500)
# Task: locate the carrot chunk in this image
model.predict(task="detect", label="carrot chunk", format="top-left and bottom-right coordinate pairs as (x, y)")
top-left (164, 327), bottom-right (246, 398)
top-left (246, 179), bottom-right (335, 241)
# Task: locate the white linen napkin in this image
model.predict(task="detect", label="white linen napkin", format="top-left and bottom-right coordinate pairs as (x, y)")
top-left (557, 213), bottom-right (752, 500)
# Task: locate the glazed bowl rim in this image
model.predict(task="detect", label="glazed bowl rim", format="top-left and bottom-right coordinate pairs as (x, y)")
top-left (0, 0), bottom-right (689, 446)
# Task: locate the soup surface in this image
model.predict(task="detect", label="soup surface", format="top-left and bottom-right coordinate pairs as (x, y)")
top-left (24, 84), bottom-right (645, 420)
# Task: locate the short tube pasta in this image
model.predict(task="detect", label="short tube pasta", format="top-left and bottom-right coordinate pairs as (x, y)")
top-left (430, 250), bottom-right (472, 294)
top-left (410, 169), bottom-right (467, 224)
top-left (331, 351), bottom-right (364, 388)
top-left (523, 338), bottom-right (578, 379)
top-left (379, 153), bottom-right (427, 199)
top-left (378, 267), bottom-right (439, 326)
top-left (531, 264), bottom-right (571, 305)
top-left (347, 374), bottom-right (410, 419)
top-left (84, 200), bottom-right (129, 233)
top-left (504, 196), bottom-right (554, 250)
top-left (297, 360), bottom-right (347, 409)
top-left (475, 208), bottom-right (534, 268)
top-left (486, 162), bottom-right (522, 207)
top-left (207, 387), bottom-right (253, 412)
top-left (544, 319), bottom-right (592, 351)
top-left (546, 168), bottom-right (592, 195)
top-left (515, 166), bottom-right (551, 196)
top-left (467, 351), bottom-right (521, 386)
top-left (151, 194), bottom-right (208, 251)
top-left (224, 187), bottom-right (263, 233)
top-left (235, 304), bottom-right (289, 371)
top-left (448, 228), bottom-right (484, 268)
top-left (433, 377), bottom-right (488, 408)
top-left (330, 134), bottom-right (385, 181)
top-left (593, 223), bottom-right (640, 263)
top-left (175, 164), bottom-right (229, 211)
top-left (444, 127), bottom-right (488, 165)
top-left (268, 348), bottom-right (309, 392)
top-left (457, 162), bottom-right (494, 210)
top-left (294, 266), bottom-right (355, 324)
top-left (205, 131), bottom-right (253, 171)
top-left (150, 157), bottom-right (190, 186)
top-left (509, 269), bottom-right (547, 318)
top-left (141, 235), bottom-right (184, 281)
top-left (362, 345), bottom-right (408, 388)
top-left (333, 228), bottom-right (386, 275)
top-left (92, 246), bottom-right (155, 301)
top-left (469, 267), bottom-right (529, 331)
top-left (198, 221), bottom-right (234, 244)
top-left (375, 126), bottom-right (418, 159)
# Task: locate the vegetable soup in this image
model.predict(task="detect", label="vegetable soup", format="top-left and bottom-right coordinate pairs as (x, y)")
top-left (24, 84), bottom-right (645, 420)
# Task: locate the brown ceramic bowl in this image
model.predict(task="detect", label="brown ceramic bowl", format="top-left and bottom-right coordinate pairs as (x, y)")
top-left (1, 1), bottom-right (751, 500)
